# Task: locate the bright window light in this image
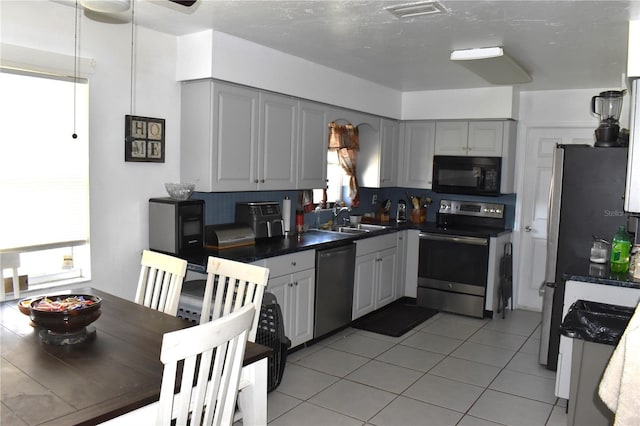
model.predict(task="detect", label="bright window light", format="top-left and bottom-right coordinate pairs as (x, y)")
top-left (0, 70), bottom-right (91, 290)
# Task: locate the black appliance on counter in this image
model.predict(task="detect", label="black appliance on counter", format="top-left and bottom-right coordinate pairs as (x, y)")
top-left (540, 145), bottom-right (629, 370)
top-left (432, 155), bottom-right (502, 196)
top-left (417, 200), bottom-right (506, 318)
top-left (149, 198), bottom-right (204, 255)
top-left (235, 202), bottom-right (284, 240)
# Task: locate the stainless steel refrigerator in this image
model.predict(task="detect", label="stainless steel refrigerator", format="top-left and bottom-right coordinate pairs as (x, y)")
top-left (539, 144), bottom-right (628, 370)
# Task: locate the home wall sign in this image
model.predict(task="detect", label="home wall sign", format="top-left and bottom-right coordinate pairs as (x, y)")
top-left (125, 115), bottom-right (165, 163)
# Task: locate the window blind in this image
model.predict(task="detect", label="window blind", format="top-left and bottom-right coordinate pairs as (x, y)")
top-left (0, 71), bottom-right (89, 252)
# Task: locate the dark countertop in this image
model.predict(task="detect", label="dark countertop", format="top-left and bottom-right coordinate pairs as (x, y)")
top-left (181, 221), bottom-right (513, 273)
top-left (563, 259), bottom-right (640, 289)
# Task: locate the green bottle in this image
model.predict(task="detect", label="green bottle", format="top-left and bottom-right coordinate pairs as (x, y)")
top-left (610, 225), bottom-right (631, 273)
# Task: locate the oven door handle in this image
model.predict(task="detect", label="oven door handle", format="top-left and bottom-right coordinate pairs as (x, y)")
top-left (419, 232), bottom-right (488, 246)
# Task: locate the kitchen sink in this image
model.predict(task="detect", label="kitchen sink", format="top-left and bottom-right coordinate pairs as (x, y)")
top-left (319, 223), bottom-right (391, 235)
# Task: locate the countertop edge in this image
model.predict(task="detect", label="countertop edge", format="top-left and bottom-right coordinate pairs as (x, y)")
top-left (182, 222), bottom-right (514, 272)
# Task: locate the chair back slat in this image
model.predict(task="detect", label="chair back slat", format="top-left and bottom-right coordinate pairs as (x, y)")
top-left (135, 250), bottom-right (187, 316)
top-left (156, 304), bottom-right (254, 425)
top-left (200, 257), bottom-right (269, 342)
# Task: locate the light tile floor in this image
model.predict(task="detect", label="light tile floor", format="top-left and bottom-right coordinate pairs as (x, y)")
top-left (264, 309), bottom-right (568, 426)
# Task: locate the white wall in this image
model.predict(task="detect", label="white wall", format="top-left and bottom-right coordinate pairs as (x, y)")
top-left (177, 30), bottom-right (403, 120)
top-left (402, 86), bottom-right (519, 120)
top-left (2, 1), bottom-right (181, 300)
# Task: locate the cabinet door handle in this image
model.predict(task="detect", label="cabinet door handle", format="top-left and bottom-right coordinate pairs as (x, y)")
top-left (294, 281), bottom-right (298, 286)
top-left (254, 179), bottom-right (259, 183)
top-left (525, 225), bottom-right (532, 232)
top-left (288, 283), bottom-right (294, 287)
top-left (291, 261), bottom-right (297, 266)
top-left (260, 179), bottom-right (265, 183)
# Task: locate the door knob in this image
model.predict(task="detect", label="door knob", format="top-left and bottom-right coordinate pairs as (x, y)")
top-left (525, 226), bottom-right (532, 232)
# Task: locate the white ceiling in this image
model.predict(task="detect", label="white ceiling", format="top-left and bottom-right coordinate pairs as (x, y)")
top-left (87, 0), bottom-right (640, 91)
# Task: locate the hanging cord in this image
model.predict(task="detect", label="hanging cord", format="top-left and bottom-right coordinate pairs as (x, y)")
top-left (72, 0), bottom-right (79, 139)
top-left (129, 0), bottom-right (135, 116)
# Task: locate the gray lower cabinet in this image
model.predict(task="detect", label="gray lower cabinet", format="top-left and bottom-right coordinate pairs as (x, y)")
top-left (352, 233), bottom-right (398, 320)
top-left (256, 251), bottom-right (315, 348)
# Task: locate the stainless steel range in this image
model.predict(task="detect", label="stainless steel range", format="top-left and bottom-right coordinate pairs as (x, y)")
top-left (417, 200), bottom-right (506, 318)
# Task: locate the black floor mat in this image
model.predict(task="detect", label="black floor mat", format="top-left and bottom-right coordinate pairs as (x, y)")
top-left (351, 298), bottom-right (438, 337)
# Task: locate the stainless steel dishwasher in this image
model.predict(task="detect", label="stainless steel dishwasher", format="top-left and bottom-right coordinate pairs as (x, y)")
top-left (314, 243), bottom-right (356, 338)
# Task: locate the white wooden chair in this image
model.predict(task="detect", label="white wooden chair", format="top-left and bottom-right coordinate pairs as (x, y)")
top-left (0, 252), bottom-right (21, 302)
top-left (200, 256), bottom-right (269, 342)
top-left (136, 250), bottom-right (188, 316)
top-left (99, 304), bottom-right (256, 426)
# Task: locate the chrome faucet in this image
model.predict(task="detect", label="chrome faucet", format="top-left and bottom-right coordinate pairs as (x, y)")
top-left (333, 205), bottom-right (351, 225)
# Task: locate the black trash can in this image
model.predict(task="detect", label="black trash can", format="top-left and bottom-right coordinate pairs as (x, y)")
top-left (560, 300), bottom-right (635, 426)
top-left (256, 292), bottom-right (291, 392)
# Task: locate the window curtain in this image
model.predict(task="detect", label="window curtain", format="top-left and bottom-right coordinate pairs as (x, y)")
top-left (328, 122), bottom-right (360, 208)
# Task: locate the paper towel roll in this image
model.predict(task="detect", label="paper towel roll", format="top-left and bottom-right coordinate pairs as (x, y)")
top-left (282, 197), bottom-right (291, 233)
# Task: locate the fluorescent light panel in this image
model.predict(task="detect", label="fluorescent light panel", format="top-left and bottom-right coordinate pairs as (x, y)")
top-left (386, 1), bottom-right (447, 19)
top-left (450, 46), bottom-right (532, 85)
top-left (80, 0), bottom-right (130, 13)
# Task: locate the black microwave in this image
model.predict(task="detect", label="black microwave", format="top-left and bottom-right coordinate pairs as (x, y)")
top-left (432, 156), bottom-right (502, 196)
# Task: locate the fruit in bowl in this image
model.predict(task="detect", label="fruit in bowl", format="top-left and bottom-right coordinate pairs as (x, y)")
top-left (164, 183), bottom-right (195, 200)
top-left (29, 294), bottom-right (102, 334)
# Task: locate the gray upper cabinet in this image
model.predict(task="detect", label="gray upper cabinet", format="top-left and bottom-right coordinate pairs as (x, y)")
top-left (435, 120), bottom-right (505, 157)
top-left (380, 119), bottom-right (399, 187)
top-left (434, 121), bottom-right (469, 156)
top-left (468, 121), bottom-right (504, 156)
top-left (297, 101), bottom-right (328, 190)
top-left (358, 118), bottom-right (399, 188)
top-left (180, 80), bottom-right (296, 191)
top-left (398, 121), bottom-right (436, 189)
top-left (259, 92), bottom-right (297, 190)
top-left (434, 120), bottom-right (517, 192)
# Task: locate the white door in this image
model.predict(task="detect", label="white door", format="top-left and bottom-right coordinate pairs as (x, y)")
top-left (516, 125), bottom-right (594, 310)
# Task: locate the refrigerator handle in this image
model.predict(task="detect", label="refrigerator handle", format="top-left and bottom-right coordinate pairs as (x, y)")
top-left (539, 281), bottom-right (556, 296)
top-left (544, 146), bottom-right (564, 283)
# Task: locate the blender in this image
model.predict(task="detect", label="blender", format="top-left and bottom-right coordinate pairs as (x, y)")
top-left (591, 90), bottom-right (625, 146)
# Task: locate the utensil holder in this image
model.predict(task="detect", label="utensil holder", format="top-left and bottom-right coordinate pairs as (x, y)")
top-left (410, 208), bottom-right (426, 224)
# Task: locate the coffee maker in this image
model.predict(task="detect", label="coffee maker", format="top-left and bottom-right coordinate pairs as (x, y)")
top-left (592, 90), bottom-right (625, 146)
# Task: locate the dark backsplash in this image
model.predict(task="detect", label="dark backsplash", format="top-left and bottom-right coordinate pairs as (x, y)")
top-left (193, 188), bottom-right (517, 230)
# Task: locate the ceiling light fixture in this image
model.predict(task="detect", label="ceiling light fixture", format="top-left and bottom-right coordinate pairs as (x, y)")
top-left (450, 46), bottom-right (532, 85)
top-left (386, 1), bottom-right (447, 19)
top-left (80, 0), bottom-right (130, 14)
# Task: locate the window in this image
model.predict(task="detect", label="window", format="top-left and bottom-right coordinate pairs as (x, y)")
top-left (313, 150), bottom-right (349, 207)
top-left (0, 70), bottom-right (90, 292)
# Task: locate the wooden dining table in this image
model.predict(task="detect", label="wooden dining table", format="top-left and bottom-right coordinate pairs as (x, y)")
top-left (0, 287), bottom-right (271, 425)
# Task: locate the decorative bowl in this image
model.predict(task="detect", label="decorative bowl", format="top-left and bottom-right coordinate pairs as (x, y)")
top-left (29, 294), bottom-right (102, 334)
top-left (164, 183), bottom-right (195, 200)
top-left (18, 298), bottom-right (33, 316)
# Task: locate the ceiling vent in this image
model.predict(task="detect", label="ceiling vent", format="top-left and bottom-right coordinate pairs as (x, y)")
top-left (385, 1), bottom-right (447, 19)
